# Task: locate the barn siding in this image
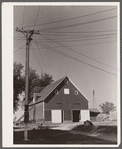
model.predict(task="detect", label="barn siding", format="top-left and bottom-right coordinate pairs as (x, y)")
top-left (35, 102), bottom-right (44, 121)
top-left (44, 79), bottom-right (88, 110)
top-left (64, 110), bottom-right (72, 120)
top-left (45, 110), bottom-right (51, 121)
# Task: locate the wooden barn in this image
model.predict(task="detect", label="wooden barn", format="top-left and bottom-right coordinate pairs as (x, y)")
top-left (17, 76), bottom-right (90, 123)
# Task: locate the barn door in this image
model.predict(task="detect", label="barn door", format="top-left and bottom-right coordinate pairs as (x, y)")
top-left (72, 110), bottom-right (80, 122)
top-left (51, 110), bottom-right (62, 123)
top-left (80, 110), bottom-right (90, 122)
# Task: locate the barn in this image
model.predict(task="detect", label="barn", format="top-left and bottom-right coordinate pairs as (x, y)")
top-left (17, 76), bottom-right (90, 124)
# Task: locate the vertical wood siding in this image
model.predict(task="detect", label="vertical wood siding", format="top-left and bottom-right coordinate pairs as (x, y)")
top-left (45, 110), bottom-right (51, 121)
top-left (44, 78), bottom-right (88, 110)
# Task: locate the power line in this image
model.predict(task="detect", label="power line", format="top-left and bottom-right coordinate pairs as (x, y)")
top-left (30, 44), bottom-right (43, 73)
top-left (41, 29), bottom-right (117, 34)
top-left (32, 40), bottom-right (117, 49)
top-left (36, 35), bottom-right (116, 43)
top-left (33, 39), bottom-right (117, 76)
top-left (39, 16), bottom-right (117, 31)
top-left (22, 7), bottom-right (25, 28)
top-left (33, 41), bottom-right (48, 73)
top-left (14, 44), bottom-right (26, 53)
top-left (14, 38), bottom-right (25, 40)
top-left (41, 32), bottom-right (117, 37)
top-left (51, 40), bottom-right (117, 48)
top-left (23, 7), bottom-right (117, 28)
top-left (35, 33), bottom-right (117, 39)
top-left (14, 38), bottom-right (25, 46)
top-left (39, 34), bottom-right (117, 70)
top-left (14, 36), bottom-right (25, 43)
top-left (33, 6), bottom-right (40, 30)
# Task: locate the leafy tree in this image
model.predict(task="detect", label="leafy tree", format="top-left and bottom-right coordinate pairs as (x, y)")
top-left (28, 69), bottom-right (54, 103)
top-left (14, 62), bottom-right (25, 113)
top-left (99, 102), bottom-right (116, 114)
top-left (40, 73), bottom-right (54, 87)
top-left (29, 73), bottom-right (54, 101)
top-left (14, 62), bottom-right (54, 112)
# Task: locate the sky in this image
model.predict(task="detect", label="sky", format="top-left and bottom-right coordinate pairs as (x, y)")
top-left (14, 4), bottom-right (119, 110)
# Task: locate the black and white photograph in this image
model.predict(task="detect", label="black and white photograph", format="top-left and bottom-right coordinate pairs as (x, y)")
top-left (2, 2), bottom-right (120, 147)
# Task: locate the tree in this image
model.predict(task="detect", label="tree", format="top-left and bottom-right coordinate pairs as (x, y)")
top-left (14, 62), bottom-right (54, 112)
top-left (28, 69), bottom-right (54, 103)
top-left (99, 102), bottom-right (116, 114)
top-left (14, 62), bottom-right (25, 113)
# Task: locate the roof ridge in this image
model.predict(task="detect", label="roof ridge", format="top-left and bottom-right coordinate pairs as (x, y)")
top-left (29, 76), bottom-right (67, 106)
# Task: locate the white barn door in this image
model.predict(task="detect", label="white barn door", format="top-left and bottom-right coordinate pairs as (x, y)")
top-left (52, 110), bottom-right (62, 123)
top-left (80, 110), bottom-right (90, 122)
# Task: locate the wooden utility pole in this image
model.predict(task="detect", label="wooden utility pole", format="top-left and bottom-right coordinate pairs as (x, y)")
top-left (16, 28), bottom-right (40, 141)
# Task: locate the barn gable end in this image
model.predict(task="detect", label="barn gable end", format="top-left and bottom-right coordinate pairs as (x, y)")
top-left (44, 76), bottom-right (89, 110)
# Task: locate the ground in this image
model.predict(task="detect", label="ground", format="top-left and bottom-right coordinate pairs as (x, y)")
top-left (14, 121), bottom-right (117, 144)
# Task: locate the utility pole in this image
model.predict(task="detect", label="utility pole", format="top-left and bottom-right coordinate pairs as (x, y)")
top-left (16, 28), bottom-right (40, 141)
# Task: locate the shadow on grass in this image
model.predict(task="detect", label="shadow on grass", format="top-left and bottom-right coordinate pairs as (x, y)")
top-left (14, 128), bottom-right (117, 144)
top-left (72, 125), bottom-right (117, 134)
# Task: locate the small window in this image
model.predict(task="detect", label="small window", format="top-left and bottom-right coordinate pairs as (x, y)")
top-left (65, 79), bottom-right (68, 84)
top-left (55, 90), bottom-right (59, 95)
top-left (75, 90), bottom-right (78, 95)
top-left (64, 88), bottom-right (69, 94)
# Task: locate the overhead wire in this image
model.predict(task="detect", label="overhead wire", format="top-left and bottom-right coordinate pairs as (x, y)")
top-left (51, 40), bottom-right (117, 48)
top-left (39, 16), bottom-right (117, 31)
top-left (14, 7), bottom-right (117, 75)
top-left (33, 41), bottom-right (48, 73)
top-left (39, 34), bottom-right (117, 70)
top-left (23, 7), bottom-right (117, 28)
top-left (14, 36), bottom-right (25, 43)
top-left (14, 38), bottom-right (25, 46)
top-left (41, 32), bottom-right (117, 37)
top-left (31, 43), bottom-right (43, 73)
top-left (34, 39), bottom-right (117, 48)
top-left (33, 6), bottom-right (40, 30)
top-left (35, 35), bottom-right (117, 43)
top-left (35, 33), bottom-right (117, 39)
top-left (41, 29), bottom-right (117, 34)
top-left (33, 39), bottom-right (117, 76)
top-left (22, 7), bottom-right (25, 28)
top-left (14, 44), bottom-right (26, 53)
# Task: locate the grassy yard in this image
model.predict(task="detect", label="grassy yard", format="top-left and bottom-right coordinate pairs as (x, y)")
top-left (72, 125), bottom-right (117, 134)
top-left (14, 128), bottom-right (117, 144)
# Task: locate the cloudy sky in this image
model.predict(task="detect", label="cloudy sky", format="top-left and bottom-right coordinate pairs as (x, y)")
top-left (13, 3), bottom-right (119, 110)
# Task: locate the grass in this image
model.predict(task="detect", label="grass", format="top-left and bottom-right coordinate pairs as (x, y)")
top-left (72, 125), bottom-right (117, 134)
top-left (14, 128), bottom-right (117, 144)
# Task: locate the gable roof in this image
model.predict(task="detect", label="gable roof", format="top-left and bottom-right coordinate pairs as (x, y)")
top-left (29, 76), bottom-right (67, 106)
top-left (29, 76), bottom-right (89, 107)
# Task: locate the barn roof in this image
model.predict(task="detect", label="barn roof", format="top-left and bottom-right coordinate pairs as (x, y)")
top-left (29, 76), bottom-right (67, 106)
top-left (29, 76), bottom-right (89, 107)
